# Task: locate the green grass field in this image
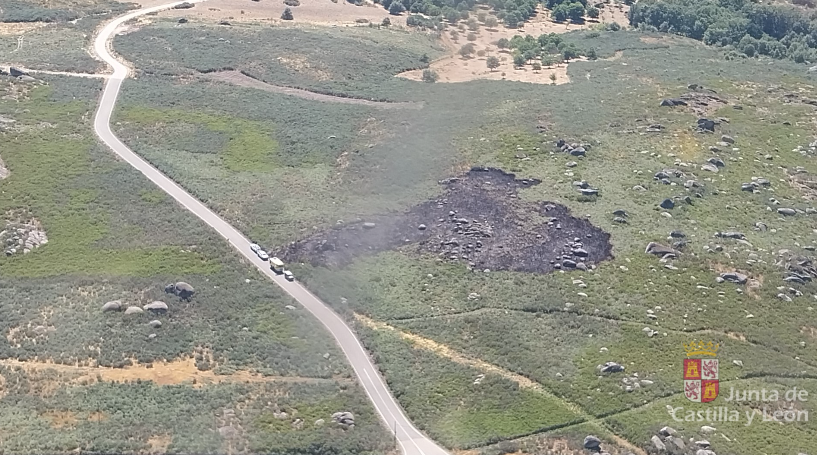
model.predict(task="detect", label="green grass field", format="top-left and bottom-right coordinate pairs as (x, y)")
top-left (0, 76), bottom-right (391, 454)
top-left (78, 17), bottom-right (817, 455)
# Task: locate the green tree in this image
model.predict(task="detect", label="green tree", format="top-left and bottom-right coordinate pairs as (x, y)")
top-left (523, 49), bottom-right (537, 62)
top-left (388, 1), bottom-right (406, 14)
top-left (497, 37), bottom-right (510, 48)
top-left (485, 16), bottom-right (498, 27)
top-left (422, 69), bottom-right (439, 82)
top-left (486, 55), bottom-right (501, 70)
top-left (586, 6), bottom-right (599, 18)
top-left (513, 53), bottom-right (527, 66)
top-left (477, 11), bottom-right (487, 22)
top-left (467, 32), bottom-right (477, 41)
top-left (567, 2), bottom-right (584, 22)
top-left (467, 17), bottom-right (479, 30)
top-left (532, 62), bottom-right (542, 71)
top-left (420, 53), bottom-right (430, 64)
top-left (443, 7), bottom-right (460, 23)
top-left (562, 46), bottom-right (578, 61)
top-left (586, 47), bottom-right (597, 59)
top-left (551, 3), bottom-right (569, 21)
top-left (541, 55), bottom-right (556, 66)
top-left (381, 16), bottom-right (391, 26)
top-left (281, 7), bottom-right (293, 19)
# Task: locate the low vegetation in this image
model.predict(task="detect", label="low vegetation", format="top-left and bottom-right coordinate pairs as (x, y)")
top-left (0, 76), bottom-right (390, 453)
top-left (630, 0), bottom-right (817, 62)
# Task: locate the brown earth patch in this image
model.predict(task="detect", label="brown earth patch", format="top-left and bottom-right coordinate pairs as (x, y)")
top-left (279, 167), bottom-right (613, 273)
top-left (202, 70), bottom-right (421, 108)
top-left (727, 331), bottom-right (747, 341)
top-left (0, 22), bottom-right (47, 36)
top-left (789, 169), bottom-right (817, 200)
top-left (801, 326), bottom-right (817, 338)
top-left (397, 4), bottom-right (628, 85)
top-left (42, 410), bottom-right (78, 429)
top-left (0, 357), bottom-right (346, 388)
top-left (147, 434), bottom-right (173, 453)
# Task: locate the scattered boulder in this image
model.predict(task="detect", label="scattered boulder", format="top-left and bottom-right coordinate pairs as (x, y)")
top-left (178, 17), bottom-right (188, 23)
top-left (697, 118), bottom-right (715, 132)
top-left (660, 98), bottom-right (688, 107)
top-left (598, 361), bottom-right (625, 373)
top-left (9, 67), bottom-right (27, 77)
top-left (715, 231), bottom-right (745, 239)
top-left (670, 230), bottom-right (686, 238)
top-left (174, 281), bottom-right (195, 299)
top-left (721, 134), bottom-right (735, 144)
top-left (148, 320), bottom-right (162, 328)
top-left (660, 198), bottom-right (675, 210)
top-left (583, 435), bottom-right (602, 449)
top-left (173, 1), bottom-right (195, 8)
top-left (612, 209), bottom-right (628, 217)
top-left (778, 208), bottom-right (797, 216)
top-left (741, 182), bottom-right (756, 192)
top-left (613, 216), bottom-right (627, 224)
top-left (102, 300), bottom-right (122, 312)
top-left (331, 411), bottom-right (355, 428)
top-left (701, 163), bottom-right (719, 173)
top-left (143, 301), bottom-right (168, 314)
top-left (645, 242), bottom-right (677, 257)
top-left (651, 435), bottom-right (666, 451)
top-left (707, 157), bottom-right (725, 167)
top-left (659, 426), bottom-right (677, 437)
top-left (720, 272), bottom-right (748, 284)
top-left (124, 306), bottom-right (144, 315)
top-left (362, 222), bottom-right (377, 229)
top-left (580, 188), bottom-right (599, 196)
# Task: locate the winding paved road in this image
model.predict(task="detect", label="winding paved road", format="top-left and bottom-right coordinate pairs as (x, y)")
top-left (92, 4), bottom-right (449, 455)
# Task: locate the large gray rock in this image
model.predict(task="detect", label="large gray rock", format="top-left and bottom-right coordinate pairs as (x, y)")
top-left (716, 231), bottom-right (745, 239)
top-left (599, 361), bottom-right (625, 373)
top-left (651, 435), bottom-right (666, 451)
top-left (660, 198), bottom-right (675, 209)
top-left (583, 435), bottom-right (601, 449)
top-left (148, 320), bottom-right (162, 328)
top-left (645, 242), bottom-right (677, 257)
top-left (143, 301), bottom-right (168, 313)
top-left (659, 426), bottom-right (676, 436)
top-left (9, 67), bottom-right (27, 77)
top-left (174, 281), bottom-right (195, 299)
top-left (124, 306), bottom-right (144, 315)
top-left (102, 300), bottom-right (122, 312)
top-left (720, 272), bottom-right (748, 284)
top-left (362, 222), bottom-right (376, 229)
top-left (331, 411), bottom-right (355, 427)
top-left (778, 207), bottom-right (797, 216)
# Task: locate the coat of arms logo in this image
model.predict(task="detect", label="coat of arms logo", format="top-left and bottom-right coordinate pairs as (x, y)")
top-left (683, 340), bottom-right (719, 403)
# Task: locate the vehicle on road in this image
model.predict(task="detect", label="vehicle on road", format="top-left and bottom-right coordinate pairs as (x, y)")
top-left (283, 270), bottom-right (294, 281)
top-left (250, 243), bottom-right (261, 254)
top-left (258, 250), bottom-right (269, 261)
top-left (270, 256), bottom-right (284, 273)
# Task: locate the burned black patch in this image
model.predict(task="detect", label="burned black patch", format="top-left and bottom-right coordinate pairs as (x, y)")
top-left (279, 168), bottom-right (613, 273)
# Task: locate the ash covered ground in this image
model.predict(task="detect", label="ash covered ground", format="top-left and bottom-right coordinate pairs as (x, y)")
top-left (279, 168), bottom-right (613, 273)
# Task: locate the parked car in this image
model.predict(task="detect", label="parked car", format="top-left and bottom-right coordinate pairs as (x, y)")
top-left (283, 270), bottom-right (294, 281)
top-left (250, 243), bottom-right (261, 254)
top-left (258, 251), bottom-right (269, 261)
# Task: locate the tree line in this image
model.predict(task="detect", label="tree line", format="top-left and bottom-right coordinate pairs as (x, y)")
top-left (629, 0), bottom-right (817, 62)
top-left (389, 0), bottom-right (598, 29)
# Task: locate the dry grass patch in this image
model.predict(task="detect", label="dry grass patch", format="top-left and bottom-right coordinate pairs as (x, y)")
top-left (147, 434), bottom-right (173, 453)
top-left (41, 410), bottom-right (79, 429)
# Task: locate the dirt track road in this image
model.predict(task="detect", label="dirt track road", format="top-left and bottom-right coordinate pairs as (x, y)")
top-left (91, 3), bottom-right (449, 455)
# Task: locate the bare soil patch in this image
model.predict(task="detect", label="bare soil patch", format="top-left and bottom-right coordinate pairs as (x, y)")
top-left (0, 357), bottom-right (345, 387)
top-left (0, 22), bottom-right (47, 36)
top-left (280, 167), bottom-right (613, 273)
top-left (203, 70), bottom-right (422, 108)
top-left (397, 4), bottom-right (628, 85)
top-left (153, 0), bottom-right (402, 26)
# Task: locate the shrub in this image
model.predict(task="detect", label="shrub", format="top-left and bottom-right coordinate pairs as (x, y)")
top-left (477, 49), bottom-right (486, 56)
top-left (532, 62), bottom-right (542, 70)
top-left (486, 55), bottom-right (500, 70)
top-left (388, 1), bottom-right (405, 14)
top-left (422, 69), bottom-right (439, 82)
top-left (381, 17), bottom-right (391, 26)
top-left (513, 53), bottom-right (527, 66)
top-left (485, 16), bottom-right (498, 27)
top-left (467, 32), bottom-right (477, 41)
top-left (478, 12), bottom-right (487, 22)
top-left (587, 6), bottom-right (599, 17)
top-left (497, 37), bottom-right (510, 48)
top-left (459, 43), bottom-right (476, 56)
top-left (283, 0), bottom-right (300, 6)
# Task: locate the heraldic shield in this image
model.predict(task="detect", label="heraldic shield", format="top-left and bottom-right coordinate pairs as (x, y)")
top-left (683, 358), bottom-right (719, 402)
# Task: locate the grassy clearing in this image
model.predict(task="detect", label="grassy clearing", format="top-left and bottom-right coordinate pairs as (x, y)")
top-left (0, 75), bottom-right (390, 453)
top-left (357, 323), bottom-right (583, 448)
top-left (114, 21), bottom-right (447, 100)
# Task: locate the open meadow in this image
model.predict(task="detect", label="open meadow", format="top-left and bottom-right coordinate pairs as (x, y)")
top-left (0, 75), bottom-right (391, 454)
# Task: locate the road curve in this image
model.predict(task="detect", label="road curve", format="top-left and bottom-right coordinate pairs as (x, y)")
top-left (91, 4), bottom-right (449, 455)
